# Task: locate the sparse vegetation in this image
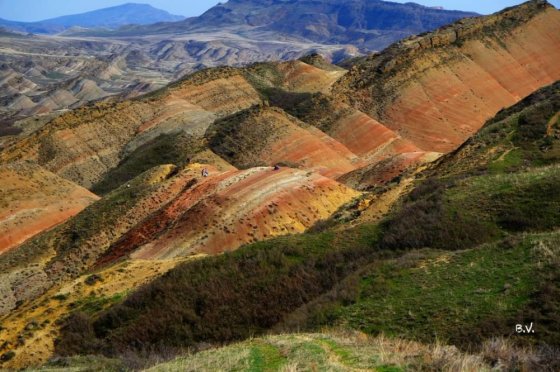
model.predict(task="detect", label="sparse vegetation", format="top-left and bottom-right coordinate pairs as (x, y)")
top-left (206, 105), bottom-right (305, 169)
top-left (52, 294), bottom-right (69, 302)
top-left (71, 293), bottom-right (126, 315)
top-left (28, 354), bottom-right (125, 371)
top-left (275, 93), bottom-right (354, 134)
top-left (140, 331), bottom-right (557, 372)
top-left (92, 133), bottom-right (201, 195)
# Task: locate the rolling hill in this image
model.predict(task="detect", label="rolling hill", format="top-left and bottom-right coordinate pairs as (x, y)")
top-left (0, 1), bottom-right (559, 370)
top-left (52, 78), bottom-right (560, 372)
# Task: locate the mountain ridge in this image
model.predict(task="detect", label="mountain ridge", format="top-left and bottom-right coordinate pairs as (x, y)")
top-left (333, 0), bottom-right (560, 152)
top-left (0, 0), bottom-right (480, 124)
top-left (80, 0), bottom-right (477, 51)
top-left (0, 3), bottom-right (185, 34)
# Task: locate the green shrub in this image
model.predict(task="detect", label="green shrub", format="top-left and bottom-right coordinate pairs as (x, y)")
top-left (85, 274), bottom-right (103, 286)
top-left (379, 179), bottom-right (496, 250)
top-left (0, 351), bottom-right (15, 362)
top-left (57, 226), bottom-right (381, 356)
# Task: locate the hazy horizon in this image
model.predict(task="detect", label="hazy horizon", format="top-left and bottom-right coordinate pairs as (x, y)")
top-left (0, 0), bottom-right (559, 22)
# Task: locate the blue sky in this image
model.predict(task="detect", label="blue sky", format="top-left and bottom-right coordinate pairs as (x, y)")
top-left (0, 0), bottom-right (559, 22)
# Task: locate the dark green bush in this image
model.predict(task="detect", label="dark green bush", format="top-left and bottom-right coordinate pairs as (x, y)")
top-left (85, 274), bottom-right (103, 286)
top-left (57, 226), bottom-right (381, 356)
top-left (379, 179), bottom-right (495, 250)
top-left (0, 351), bottom-right (15, 362)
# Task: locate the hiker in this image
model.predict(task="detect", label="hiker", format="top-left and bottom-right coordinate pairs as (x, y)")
top-left (202, 168), bottom-right (209, 177)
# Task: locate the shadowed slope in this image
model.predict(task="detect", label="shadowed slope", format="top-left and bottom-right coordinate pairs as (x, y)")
top-left (207, 106), bottom-right (359, 177)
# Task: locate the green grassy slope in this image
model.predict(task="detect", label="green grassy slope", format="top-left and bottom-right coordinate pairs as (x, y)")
top-left (379, 164), bottom-right (560, 251)
top-left (435, 81), bottom-right (560, 177)
top-left (379, 81), bottom-right (560, 250)
top-left (283, 231), bottom-right (560, 347)
top-left (30, 331), bottom-right (502, 371)
top-left (273, 81), bottom-right (560, 349)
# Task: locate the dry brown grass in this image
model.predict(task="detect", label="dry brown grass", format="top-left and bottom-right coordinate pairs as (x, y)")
top-left (0, 257), bottom-right (193, 370)
top-left (145, 330), bottom-right (499, 371)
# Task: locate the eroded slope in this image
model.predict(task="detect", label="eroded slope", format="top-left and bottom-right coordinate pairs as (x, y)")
top-left (0, 69), bottom-right (262, 188)
top-left (0, 162), bottom-right (98, 254)
top-left (334, 0), bottom-right (560, 152)
top-left (100, 165), bottom-right (359, 262)
top-left (207, 106), bottom-right (359, 178)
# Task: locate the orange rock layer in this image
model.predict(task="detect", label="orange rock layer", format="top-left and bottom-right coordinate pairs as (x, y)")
top-left (386, 9), bottom-right (560, 152)
top-left (0, 163), bottom-right (99, 254)
top-left (97, 165), bottom-right (359, 263)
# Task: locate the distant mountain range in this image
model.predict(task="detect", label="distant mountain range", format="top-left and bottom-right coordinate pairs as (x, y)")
top-left (0, 0), bottom-right (480, 124)
top-left (79, 0), bottom-right (478, 51)
top-left (0, 3), bottom-right (184, 34)
top-left (0, 1), bottom-right (478, 50)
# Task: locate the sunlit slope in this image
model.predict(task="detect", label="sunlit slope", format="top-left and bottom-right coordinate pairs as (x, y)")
top-left (334, 1), bottom-right (560, 153)
top-left (0, 162), bottom-right (98, 254)
top-left (0, 69), bottom-right (262, 188)
top-left (99, 165), bottom-right (359, 261)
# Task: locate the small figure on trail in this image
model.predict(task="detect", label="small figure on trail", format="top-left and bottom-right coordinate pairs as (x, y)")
top-left (202, 168), bottom-right (209, 177)
top-left (273, 164), bottom-right (280, 171)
